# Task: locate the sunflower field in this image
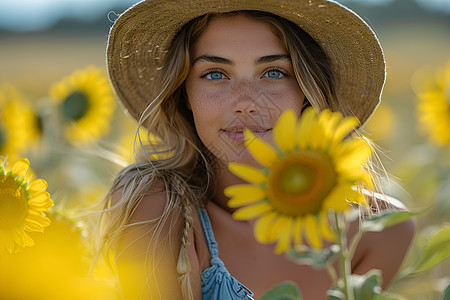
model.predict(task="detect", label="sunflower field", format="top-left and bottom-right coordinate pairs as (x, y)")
top-left (0, 1), bottom-right (449, 299)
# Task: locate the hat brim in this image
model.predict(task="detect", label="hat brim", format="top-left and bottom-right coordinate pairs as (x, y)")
top-left (107, 0), bottom-right (385, 125)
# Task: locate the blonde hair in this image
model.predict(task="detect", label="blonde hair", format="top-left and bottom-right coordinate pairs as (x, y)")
top-left (92, 10), bottom-right (378, 300)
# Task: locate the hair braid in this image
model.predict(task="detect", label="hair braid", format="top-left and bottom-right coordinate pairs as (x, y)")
top-left (176, 191), bottom-right (195, 300)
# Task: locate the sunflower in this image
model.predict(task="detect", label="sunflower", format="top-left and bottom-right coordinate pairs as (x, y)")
top-left (0, 213), bottom-right (117, 299)
top-left (118, 121), bottom-right (174, 164)
top-left (363, 103), bottom-right (395, 141)
top-left (0, 158), bottom-right (53, 253)
top-left (0, 84), bottom-right (41, 161)
top-left (415, 61), bottom-right (450, 147)
top-left (49, 66), bottom-right (116, 146)
top-left (224, 108), bottom-right (372, 253)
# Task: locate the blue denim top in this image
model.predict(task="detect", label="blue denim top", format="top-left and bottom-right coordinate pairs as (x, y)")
top-left (197, 208), bottom-right (254, 300)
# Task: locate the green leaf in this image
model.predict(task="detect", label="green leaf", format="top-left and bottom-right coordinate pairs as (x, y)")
top-left (373, 294), bottom-right (403, 300)
top-left (327, 288), bottom-right (345, 300)
top-left (443, 282), bottom-right (450, 300)
top-left (361, 209), bottom-right (425, 232)
top-left (287, 245), bottom-right (340, 269)
top-left (351, 269), bottom-right (382, 300)
top-left (326, 271), bottom-right (383, 300)
top-left (412, 223), bottom-right (450, 273)
top-left (259, 281), bottom-right (302, 300)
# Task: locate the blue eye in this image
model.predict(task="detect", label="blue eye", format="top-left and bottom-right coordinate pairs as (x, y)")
top-left (264, 69), bottom-right (285, 79)
top-left (205, 71), bottom-right (226, 80)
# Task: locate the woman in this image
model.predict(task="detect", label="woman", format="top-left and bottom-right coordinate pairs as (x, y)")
top-left (95, 1), bottom-right (415, 299)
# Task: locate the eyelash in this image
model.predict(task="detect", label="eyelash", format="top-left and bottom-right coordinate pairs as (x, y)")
top-left (262, 67), bottom-right (288, 79)
top-left (200, 69), bottom-right (228, 80)
top-left (199, 67), bottom-right (289, 80)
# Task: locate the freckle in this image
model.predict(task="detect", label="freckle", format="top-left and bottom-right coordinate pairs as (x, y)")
top-left (232, 79), bottom-right (259, 96)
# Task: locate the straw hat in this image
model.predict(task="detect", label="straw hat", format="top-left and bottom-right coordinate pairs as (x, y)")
top-left (107, 0), bottom-right (385, 125)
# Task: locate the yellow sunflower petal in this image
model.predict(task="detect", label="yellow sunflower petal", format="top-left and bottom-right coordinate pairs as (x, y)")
top-left (292, 217), bottom-right (303, 247)
top-left (274, 217), bottom-right (292, 254)
top-left (5, 233), bottom-right (17, 253)
top-left (309, 121), bottom-right (326, 151)
top-left (344, 185), bottom-right (367, 206)
top-left (268, 214), bottom-right (286, 242)
top-left (28, 179), bottom-right (48, 193)
top-left (322, 183), bottom-right (358, 211)
top-left (319, 211), bottom-right (336, 241)
top-left (333, 117), bottom-right (359, 143)
top-left (321, 111), bottom-right (342, 140)
top-left (26, 211), bottom-right (51, 227)
top-left (304, 214), bottom-right (323, 249)
top-left (356, 170), bottom-right (374, 190)
top-left (318, 109), bottom-right (332, 126)
top-left (10, 228), bottom-right (24, 247)
top-left (322, 110), bottom-right (347, 148)
top-left (12, 227), bottom-right (34, 247)
top-left (225, 185), bottom-right (266, 208)
top-left (232, 203), bottom-right (272, 220)
top-left (244, 129), bottom-right (280, 168)
top-left (297, 107), bottom-right (317, 150)
top-left (273, 109), bottom-right (297, 154)
top-left (28, 192), bottom-right (53, 210)
top-left (21, 231), bottom-right (34, 247)
top-left (24, 218), bottom-right (46, 232)
top-left (11, 158), bottom-right (30, 176)
top-left (336, 164), bottom-right (372, 184)
top-left (298, 108), bottom-right (325, 151)
top-left (254, 212), bottom-right (278, 243)
top-left (228, 162), bottom-right (267, 185)
top-left (334, 139), bottom-right (372, 170)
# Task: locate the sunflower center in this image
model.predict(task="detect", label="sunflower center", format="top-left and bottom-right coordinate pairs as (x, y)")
top-left (278, 164), bottom-right (315, 195)
top-left (268, 152), bottom-right (337, 216)
top-left (63, 91), bottom-right (89, 121)
top-left (0, 175), bottom-right (28, 229)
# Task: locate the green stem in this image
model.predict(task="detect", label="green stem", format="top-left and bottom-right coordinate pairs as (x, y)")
top-left (334, 212), bottom-right (354, 300)
top-left (348, 229), bottom-right (364, 261)
top-left (326, 262), bottom-right (338, 286)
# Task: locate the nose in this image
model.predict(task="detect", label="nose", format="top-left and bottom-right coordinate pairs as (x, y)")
top-left (231, 79), bottom-right (259, 114)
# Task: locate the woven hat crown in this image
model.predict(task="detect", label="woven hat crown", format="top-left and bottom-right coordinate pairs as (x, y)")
top-left (107, 0), bottom-right (385, 125)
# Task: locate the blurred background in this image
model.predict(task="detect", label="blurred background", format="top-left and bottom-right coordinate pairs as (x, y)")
top-left (0, 0), bottom-right (449, 299)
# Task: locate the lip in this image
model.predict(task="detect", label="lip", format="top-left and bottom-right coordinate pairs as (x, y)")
top-left (221, 125), bottom-right (271, 143)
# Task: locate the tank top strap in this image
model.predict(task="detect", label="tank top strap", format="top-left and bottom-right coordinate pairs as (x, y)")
top-left (197, 208), bottom-right (219, 258)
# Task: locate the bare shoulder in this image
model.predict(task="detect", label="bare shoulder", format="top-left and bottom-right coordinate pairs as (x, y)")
top-left (110, 168), bottom-right (202, 299)
top-left (351, 194), bottom-right (417, 289)
top-left (111, 170), bottom-right (168, 222)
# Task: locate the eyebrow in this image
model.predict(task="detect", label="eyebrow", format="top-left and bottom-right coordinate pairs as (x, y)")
top-left (256, 54), bottom-right (291, 64)
top-left (191, 54), bottom-right (291, 66)
top-left (192, 55), bottom-right (233, 65)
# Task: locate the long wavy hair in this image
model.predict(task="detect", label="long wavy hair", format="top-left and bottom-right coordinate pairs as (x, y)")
top-left (91, 10), bottom-right (376, 300)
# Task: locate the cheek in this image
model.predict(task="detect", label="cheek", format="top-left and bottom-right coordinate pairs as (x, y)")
top-left (187, 84), bottom-right (229, 122)
top-left (188, 92), bottom-right (223, 125)
top-left (263, 84), bottom-right (304, 113)
top-left (186, 89), bottom-right (223, 143)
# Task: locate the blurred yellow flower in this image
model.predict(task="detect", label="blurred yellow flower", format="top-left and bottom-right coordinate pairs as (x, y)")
top-left (225, 108), bottom-right (372, 253)
top-left (0, 158), bottom-right (53, 253)
top-left (0, 214), bottom-right (116, 300)
top-left (363, 103), bottom-right (395, 141)
top-left (415, 61), bottom-right (450, 147)
top-left (118, 127), bottom-right (174, 164)
top-left (49, 66), bottom-right (116, 146)
top-left (0, 84), bottom-right (41, 160)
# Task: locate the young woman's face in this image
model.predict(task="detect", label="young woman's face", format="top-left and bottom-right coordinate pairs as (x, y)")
top-left (185, 15), bottom-right (305, 165)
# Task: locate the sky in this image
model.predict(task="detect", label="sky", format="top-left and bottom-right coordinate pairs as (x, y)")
top-left (0, 0), bottom-right (449, 32)
top-left (0, 0), bottom-right (136, 31)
